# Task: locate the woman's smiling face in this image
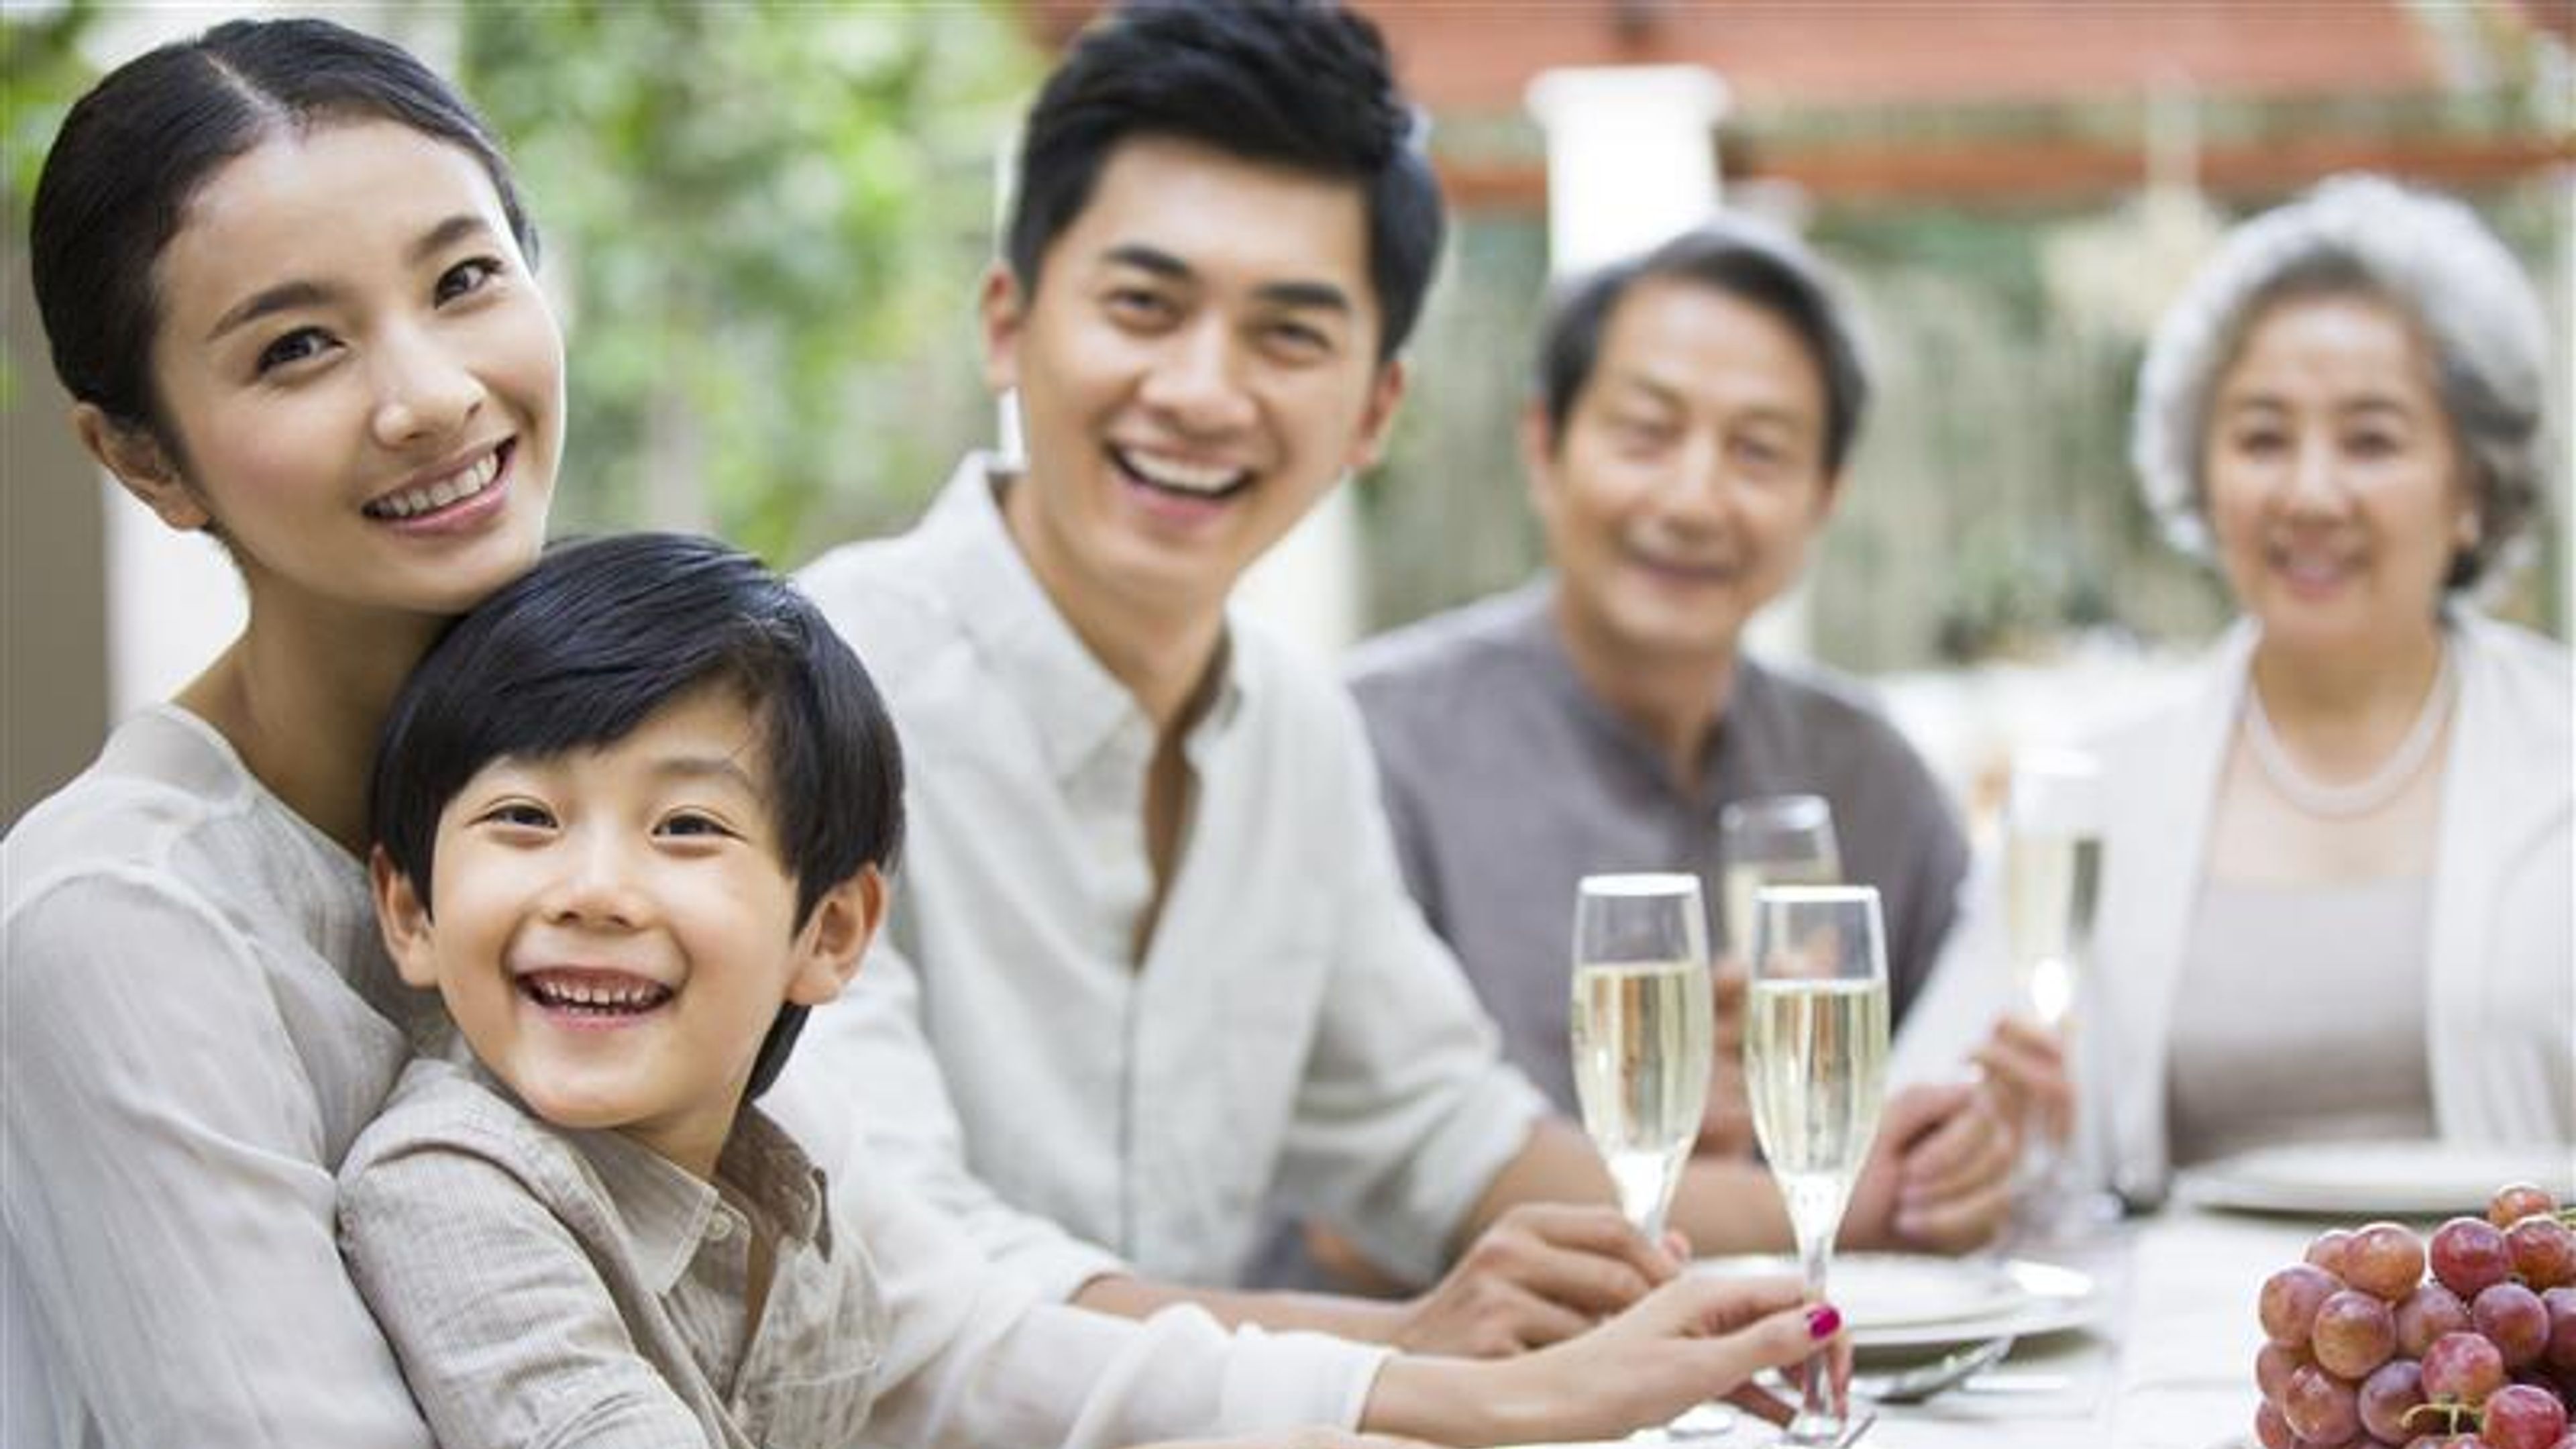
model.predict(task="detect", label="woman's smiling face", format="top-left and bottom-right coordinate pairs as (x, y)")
top-left (112, 117), bottom-right (562, 623)
top-left (2202, 291), bottom-right (2471, 658)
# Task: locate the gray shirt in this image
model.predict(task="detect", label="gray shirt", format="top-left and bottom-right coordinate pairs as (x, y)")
top-left (1347, 582), bottom-right (1968, 1115)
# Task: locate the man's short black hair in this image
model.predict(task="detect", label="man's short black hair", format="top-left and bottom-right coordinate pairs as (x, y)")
top-left (1534, 215), bottom-right (1872, 475)
top-left (369, 532), bottom-right (904, 1097)
top-left (1004, 0), bottom-right (1443, 362)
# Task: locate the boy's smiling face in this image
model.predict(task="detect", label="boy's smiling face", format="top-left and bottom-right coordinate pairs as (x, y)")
top-left (375, 684), bottom-right (879, 1177)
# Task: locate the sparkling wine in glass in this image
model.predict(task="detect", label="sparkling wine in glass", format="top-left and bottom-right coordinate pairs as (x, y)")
top-left (2005, 751), bottom-right (2102, 1031)
top-left (1746, 884), bottom-right (1890, 1446)
top-left (2004, 749), bottom-right (2113, 1242)
top-left (1570, 873), bottom-right (1715, 1244)
top-left (1718, 794), bottom-right (1842, 959)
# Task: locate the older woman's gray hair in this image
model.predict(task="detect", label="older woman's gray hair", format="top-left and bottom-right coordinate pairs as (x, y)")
top-left (2130, 173), bottom-right (2553, 592)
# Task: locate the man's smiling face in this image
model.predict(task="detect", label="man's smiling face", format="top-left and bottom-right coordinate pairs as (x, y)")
top-left (986, 133), bottom-right (1405, 635)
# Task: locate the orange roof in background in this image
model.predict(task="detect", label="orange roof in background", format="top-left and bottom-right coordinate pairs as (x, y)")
top-left (1018, 1), bottom-right (2570, 202)
top-left (1361, 1), bottom-right (2444, 114)
top-left (1026, 1), bottom-right (2452, 113)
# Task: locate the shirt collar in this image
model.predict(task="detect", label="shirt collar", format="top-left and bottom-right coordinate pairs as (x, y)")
top-left (921, 453), bottom-right (1249, 780)
top-left (1511, 577), bottom-right (1748, 806)
top-left (536, 1101), bottom-right (828, 1296)
top-left (717, 1106), bottom-right (831, 1256)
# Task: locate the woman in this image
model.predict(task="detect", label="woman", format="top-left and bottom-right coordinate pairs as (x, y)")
top-left (2093, 173), bottom-right (2569, 1203)
top-left (4, 19), bottom-right (560, 1446)
top-left (3, 19), bottom-right (1843, 1449)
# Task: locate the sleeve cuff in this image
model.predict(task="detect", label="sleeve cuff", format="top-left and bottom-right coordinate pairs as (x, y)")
top-left (1212, 1326), bottom-right (1391, 1432)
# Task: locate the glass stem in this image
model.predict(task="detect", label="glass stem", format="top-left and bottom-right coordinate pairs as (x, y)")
top-left (1796, 1210), bottom-right (1833, 1427)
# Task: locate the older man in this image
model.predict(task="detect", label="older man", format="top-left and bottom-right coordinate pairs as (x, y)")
top-left (1348, 217), bottom-right (2025, 1252)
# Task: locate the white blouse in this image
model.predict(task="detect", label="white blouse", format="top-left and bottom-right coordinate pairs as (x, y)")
top-left (3, 705), bottom-right (437, 1448)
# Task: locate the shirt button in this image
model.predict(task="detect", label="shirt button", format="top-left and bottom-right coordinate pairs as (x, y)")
top-left (705, 1214), bottom-right (735, 1243)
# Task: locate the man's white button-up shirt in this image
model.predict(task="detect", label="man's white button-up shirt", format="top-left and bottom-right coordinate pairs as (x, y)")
top-left (779, 456), bottom-right (1548, 1299)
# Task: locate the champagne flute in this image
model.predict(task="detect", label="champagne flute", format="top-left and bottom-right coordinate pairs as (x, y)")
top-left (1746, 884), bottom-right (1890, 1446)
top-left (1710, 796), bottom-right (1841, 1157)
top-left (1570, 873), bottom-right (1714, 1244)
top-left (1718, 794), bottom-right (1842, 959)
top-left (2005, 751), bottom-right (2100, 1031)
top-left (2003, 749), bottom-right (2113, 1242)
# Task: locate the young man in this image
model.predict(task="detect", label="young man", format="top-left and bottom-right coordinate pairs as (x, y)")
top-left (1346, 218), bottom-right (2034, 1253)
top-left (340, 531), bottom-right (1845, 1448)
top-left (782, 1), bottom-right (1711, 1354)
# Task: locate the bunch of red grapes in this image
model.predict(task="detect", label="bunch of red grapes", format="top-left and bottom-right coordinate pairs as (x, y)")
top-left (2254, 1183), bottom-right (2576, 1449)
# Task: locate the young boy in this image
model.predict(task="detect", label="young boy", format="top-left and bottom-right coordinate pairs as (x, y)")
top-left (339, 532), bottom-right (903, 1448)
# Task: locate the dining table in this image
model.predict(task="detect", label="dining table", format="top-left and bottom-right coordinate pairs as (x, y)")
top-left (1839, 1203), bottom-right (2293, 1449)
top-left (1529, 1201), bottom-right (2326, 1449)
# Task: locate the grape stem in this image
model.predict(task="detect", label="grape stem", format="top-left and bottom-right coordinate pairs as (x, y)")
top-left (2399, 1399), bottom-right (2477, 1434)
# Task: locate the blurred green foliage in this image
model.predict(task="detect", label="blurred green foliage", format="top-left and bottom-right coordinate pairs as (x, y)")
top-left (2, 1), bottom-right (91, 211)
top-left (455, 2), bottom-right (1036, 567)
top-left (2, 0), bottom-right (99, 410)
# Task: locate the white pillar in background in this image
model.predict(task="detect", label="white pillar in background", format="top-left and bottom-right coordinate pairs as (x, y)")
top-left (1526, 64), bottom-right (1812, 663)
top-left (87, 5), bottom-right (254, 720)
top-left (1524, 65), bottom-right (1727, 274)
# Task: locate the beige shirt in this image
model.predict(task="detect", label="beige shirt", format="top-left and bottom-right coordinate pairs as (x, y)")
top-left (2165, 877), bottom-right (2437, 1166)
top-left (781, 456), bottom-right (1548, 1295)
top-left (340, 1059), bottom-right (886, 1449)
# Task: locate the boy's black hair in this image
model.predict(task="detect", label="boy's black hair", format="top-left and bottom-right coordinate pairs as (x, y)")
top-left (370, 533), bottom-right (904, 1099)
top-left (1534, 216), bottom-right (1873, 476)
top-left (1004, 0), bottom-right (1443, 362)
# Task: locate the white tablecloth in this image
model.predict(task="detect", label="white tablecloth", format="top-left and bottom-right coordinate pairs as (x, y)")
top-left (1532, 1207), bottom-right (2317, 1449)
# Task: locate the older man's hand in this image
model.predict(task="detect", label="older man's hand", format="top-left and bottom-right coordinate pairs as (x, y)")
top-left (1696, 963), bottom-right (1756, 1158)
top-left (1839, 1079), bottom-right (2019, 1254)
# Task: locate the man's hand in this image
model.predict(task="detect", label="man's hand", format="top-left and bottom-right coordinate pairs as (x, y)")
top-left (1839, 1079), bottom-right (2019, 1254)
top-left (1133, 1423), bottom-right (1442, 1433)
top-left (1696, 963), bottom-right (1755, 1158)
top-left (1391, 1201), bottom-right (1681, 1356)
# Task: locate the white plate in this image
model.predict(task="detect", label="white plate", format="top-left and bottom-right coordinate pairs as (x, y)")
top-left (2177, 1140), bottom-right (2576, 1220)
top-left (1691, 1253), bottom-right (2098, 1350)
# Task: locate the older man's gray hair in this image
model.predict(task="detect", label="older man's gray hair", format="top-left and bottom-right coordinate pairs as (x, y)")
top-left (2129, 172), bottom-right (2553, 592)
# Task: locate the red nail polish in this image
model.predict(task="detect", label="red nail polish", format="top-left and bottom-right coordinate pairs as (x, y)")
top-left (1807, 1305), bottom-right (1841, 1340)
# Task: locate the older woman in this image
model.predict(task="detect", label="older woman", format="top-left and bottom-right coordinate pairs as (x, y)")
top-left (2092, 174), bottom-right (2569, 1203)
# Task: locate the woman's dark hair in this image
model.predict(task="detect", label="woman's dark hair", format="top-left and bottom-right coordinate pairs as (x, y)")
top-left (370, 533), bottom-right (906, 1099)
top-left (1004, 0), bottom-right (1442, 362)
top-left (1534, 214), bottom-right (1874, 476)
top-left (28, 17), bottom-right (534, 441)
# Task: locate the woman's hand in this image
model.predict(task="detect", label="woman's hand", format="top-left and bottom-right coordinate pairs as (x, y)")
top-left (1974, 1015), bottom-right (2074, 1144)
top-left (1364, 1273), bottom-right (1849, 1445)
